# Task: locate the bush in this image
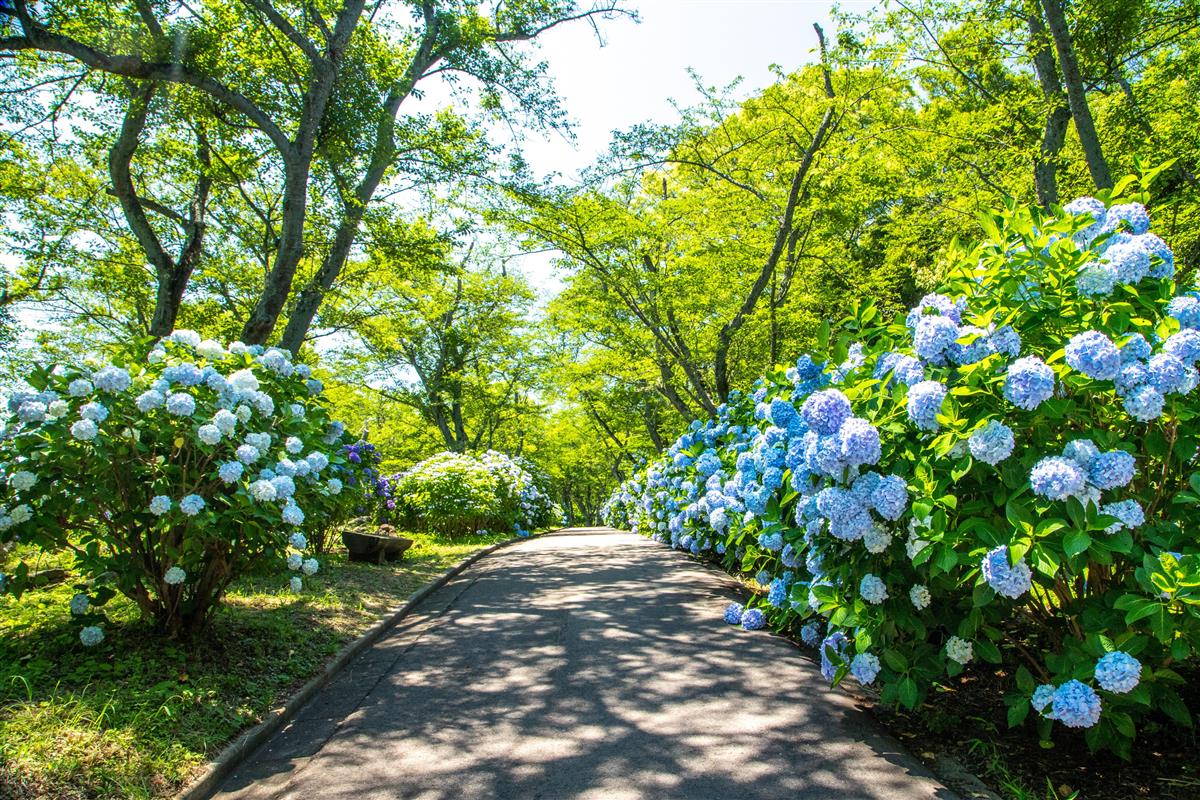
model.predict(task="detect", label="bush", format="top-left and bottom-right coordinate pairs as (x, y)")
top-left (604, 178), bottom-right (1200, 758)
top-left (306, 439), bottom-right (390, 552)
top-left (389, 449), bottom-right (556, 536)
top-left (0, 332), bottom-right (353, 640)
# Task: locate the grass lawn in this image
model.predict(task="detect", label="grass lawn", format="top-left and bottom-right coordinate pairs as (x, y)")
top-left (0, 529), bottom-right (514, 800)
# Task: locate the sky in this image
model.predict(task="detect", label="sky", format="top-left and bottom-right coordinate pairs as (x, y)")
top-left (497, 0), bottom-right (875, 293)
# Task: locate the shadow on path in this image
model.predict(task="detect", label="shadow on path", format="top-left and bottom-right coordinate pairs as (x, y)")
top-left (214, 528), bottom-right (957, 800)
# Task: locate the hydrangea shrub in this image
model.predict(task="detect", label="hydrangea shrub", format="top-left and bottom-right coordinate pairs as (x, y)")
top-left (603, 184), bottom-right (1200, 757)
top-left (388, 450), bottom-right (556, 536)
top-left (0, 332), bottom-right (353, 639)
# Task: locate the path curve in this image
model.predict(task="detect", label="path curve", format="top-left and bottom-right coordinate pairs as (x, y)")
top-left (214, 528), bottom-right (956, 800)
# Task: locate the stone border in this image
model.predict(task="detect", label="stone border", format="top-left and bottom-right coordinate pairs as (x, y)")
top-left (175, 530), bottom-right (552, 800)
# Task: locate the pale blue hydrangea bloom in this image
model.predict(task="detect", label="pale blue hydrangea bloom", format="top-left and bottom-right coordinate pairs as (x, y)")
top-left (301, 558), bottom-right (320, 576)
top-left (988, 325), bottom-right (1021, 358)
top-left (93, 366), bottom-right (132, 393)
top-left (1120, 333), bottom-right (1152, 363)
top-left (873, 475), bottom-right (909, 520)
top-left (820, 631), bottom-right (850, 680)
top-left (68, 378), bottom-right (93, 397)
top-left (218, 461), bottom-right (244, 484)
top-left (80, 402), bottom-right (109, 423)
top-left (907, 381), bottom-right (946, 431)
top-left (913, 315), bottom-right (960, 363)
top-left (282, 502), bottom-right (305, 525)
top-left (859, 574), bottom-right (888, 604)
top-left (800, 620), bottom-right (822, 646)
top-left (837, 417), bottom-right (881, 466)
top-left (79, 625), bottom-right (105, 647)
top-left (1105, 202), bottom-right (1150, 235)
top-left (290, 576), bottom-right (303, 592)
top-left (287, 552), bottom-right (303, 571)
top-left (1094, 651), bottom-right (1141, 694)
top-left (768, 578), bottom-right (789, 607)
top-left (149, 495), bottom-right (172, 515)
top-left (1031, 684), bottom-right (1056, 713)
top-left (166, 392), bottom-right (196, 417)
top-left (757, 531), bottom-right (783, 552)
top-left (1148, 353), bottom-right (1192, 394)
top-left (1030, 457), bottom-right (1085, 501)
top-left (289, 532), bottom-right (308, 550)
top-left (136, 390), bottom-right (165, 412)
top-left (1167, 294), bottom-right (1200, 329)
top-left (754, 568), bottom-right (772, 586)
top-left (70, 419), bottom-right (98, 440)
top-left (163, 566), bottom-right (186, 585)
top-left (850, 652), bottom-right (881, 684)
top-left (740, 608), bottom-right (766, 630)
top-left (197, 424), bottom-right (222, 446)
top-left (981, 545), bottom-right (1032, 598)
top-left (1048, 680), bottom-right (1102, 728)
top-left (1164, 329), bottom-right (1200, 364)
top-left (1100, 499), bottom-right (1144, 533)
top-left (968, 420), bottom-right (1014, 465)
top-left (1065, 331), bottom-right (1120, 380)
top-left (249, 479), bottom-right (277, 502)
top-left (1004, 357), bottom-right (1055, 410)
top-left (909, 584), bottom-right (931, 610)
top-left (1123, 384), bottom-right (1164, 422)
top-left (180, 494), bottom-right (205, 516)
top-left (69, 593), bottom-right (89, 615)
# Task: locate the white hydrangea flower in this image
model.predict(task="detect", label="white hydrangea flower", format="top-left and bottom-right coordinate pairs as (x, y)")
top-left (249, 479), bottom-right (277, 502)
top-left (228, 341), bottom-right (249, 356)
top-left (70, 419), bottom-right (98, 441)
top-left (196, 339), bottom-right (226, 359)
top-left (946, 635), bottom-right (974, 665)
top-left (168, 329), bottom-right (202, 348)
top-left (228, 369), bottom-right (260, 393)
top-left (910, 584), bottom-right (932, 610)
top-left (236, 405), bottom-right (253, 423)
top-left (10, 471), bottom-right (36, 492)
top-left (149, 495), bottom-right (172, 515)
top-left (46, 399), bottom-right (69, 419)
top-left (8, 504), bottom-right (32, 524)
top-left (163, 566), bottom-right (187, 585)
top-left (197, 424), bottom-right (222, 446)
top-left (212, 408), bottom-right (238, 434)
top-left (147, 347), bottom-right (166, 364)
top-left (68, 378), bottom-right (93, 397)
top-left (18, 401), bottom-right (47, 424)
top-left (166, 392), bottom-right (196, 417)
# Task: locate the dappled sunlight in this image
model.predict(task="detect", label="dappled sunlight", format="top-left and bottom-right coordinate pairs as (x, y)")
top-left (215, 529), bottom-right (953, 800)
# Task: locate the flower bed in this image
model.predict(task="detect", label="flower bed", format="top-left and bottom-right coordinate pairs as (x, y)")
top-left (604, 184), bottom-right (1198, 758)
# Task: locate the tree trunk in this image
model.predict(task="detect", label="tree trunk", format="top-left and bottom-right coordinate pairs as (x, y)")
top-left (1038, 0), bottom-right (1113, 190)
top-left (1026, 7), bottom-right (1072, 207)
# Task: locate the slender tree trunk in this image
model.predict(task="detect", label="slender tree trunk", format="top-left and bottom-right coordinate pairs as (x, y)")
top-left (1026, 8), bottom-right (1072, 207)
top-left (1038, 0), bottom-right (1113, 190)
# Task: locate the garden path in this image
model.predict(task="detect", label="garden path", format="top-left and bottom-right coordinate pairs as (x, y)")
top-left (213, 528), bottom-right (957, 800)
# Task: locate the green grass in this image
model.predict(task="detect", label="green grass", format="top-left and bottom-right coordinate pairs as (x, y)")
top-left (0, 529), bottom-right (513, 799)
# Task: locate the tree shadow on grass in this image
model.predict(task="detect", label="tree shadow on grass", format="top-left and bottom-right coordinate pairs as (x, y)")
top-left (217, 530), bottom-right (957, 800)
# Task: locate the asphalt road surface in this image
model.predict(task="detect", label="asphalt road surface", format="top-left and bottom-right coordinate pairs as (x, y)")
top-left (213, 527), bottom-right (957, 800)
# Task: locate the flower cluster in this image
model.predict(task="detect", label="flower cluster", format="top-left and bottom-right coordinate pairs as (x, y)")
top-left (600, 192), bottom-right (1200, 756)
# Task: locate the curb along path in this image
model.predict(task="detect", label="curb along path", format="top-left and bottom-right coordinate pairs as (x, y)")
top-left (212, 528), bottom-right (957, 800)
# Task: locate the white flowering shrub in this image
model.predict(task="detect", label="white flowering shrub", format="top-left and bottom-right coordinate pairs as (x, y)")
top-left (0, 332), bottom-right (353, 639)
top-left (389, 449), bottom-right (556, 536)
top-left (603, 182), bottom-right (1200, 757)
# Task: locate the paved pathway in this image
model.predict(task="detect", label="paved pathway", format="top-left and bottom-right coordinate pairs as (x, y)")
top-left (214, 528), bottom-right (956, 800)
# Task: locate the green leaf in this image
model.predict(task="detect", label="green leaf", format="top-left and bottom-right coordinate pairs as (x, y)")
top-left (1063, 530), bottom-right (1091, 558)
top-left (1007, 700), bottom-right (1030, 728)
top-left (898, 676), bottom-right (918, 710)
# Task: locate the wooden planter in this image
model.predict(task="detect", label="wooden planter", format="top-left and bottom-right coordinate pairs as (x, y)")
top-left (341, 530), bottom-right (414, 564)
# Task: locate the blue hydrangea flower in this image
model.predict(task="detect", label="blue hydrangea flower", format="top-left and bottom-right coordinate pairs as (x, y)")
top-left (981, 545), bottom-right (1032, 598)
top-left (769, 398), bottom-right (801, 431)
top-left (1030, 457), bottom-right (1086, 501)
top-left (872, 475), bottom-right (909, 521)
top-left (1065, 331), bottom-right (1120, 380)
top-left (913, 315), bottom-right (960, 363)
top-left (1048, 680), bottom-right (1102, 728)
top-left (850, 652), bottom-right (882, 685)
top-left (696, 451), bottom-right (722, 477)
top-left (780, 543), bottom-right (799, 568)
top-left (1031, 684), bottom-right (1056, 713)
top-left (180, 494), bottom-right (206, 516)
top-left (1105, 202), bottom-right (1150, 235)
top-left (767, 578), bottom-right (789, 607)
top-left (1115, 361), bottom-right (1150, 395)
top-left (740, 608), bottom-right (766, 630)
top-left (723, 602), bottom-right (744, 624)
top-left (1167, 294), bottom-right (1200, 329)
top-left (1100, 499), bottom-right (1144, 533)
top-left (1164, 329), bottom-right (1200, 365)
top-left (1148, 353), bottom-right (1191, 394)
top-left (859, 574), bottom-right (888, 604)
top-left (1120, 333), bottom-right (1152, 363)
top-left (801, 389), bottom-right (852, 436)
top-left (1077, 261), bottom-right (1118, 297)
top-left (1123, 384), bottom-right (1164, 422)
top-left (1087, 450), bottom-right (1135, 490)
top-left (757, 531), bottom-right (783, 552)
top-left (79, 625), bottom-right (105, 647)
top-left (907, 380), bottom-right (946, 431)
top-left (1103, 241), bottom-right (1151, 284)
top-left (968, 420), bottom-right (1014, 465)
top-left (820, 631), bottom-right (850, 680)
top-left (1004, 357), bottom-right (1055, 410)
top-left (988, 325), bottom-right (1022, 358)
top-left (1138, 233), bottom-right (1175, 278)
top-left (837, 417), bottom-right (881, 467)
top-left (1094, 651), bottom-right (1141, 694)
top-left (800, 621), bottom-right (822, 646)
top-left (755, 569), bottom-right (772, 586)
